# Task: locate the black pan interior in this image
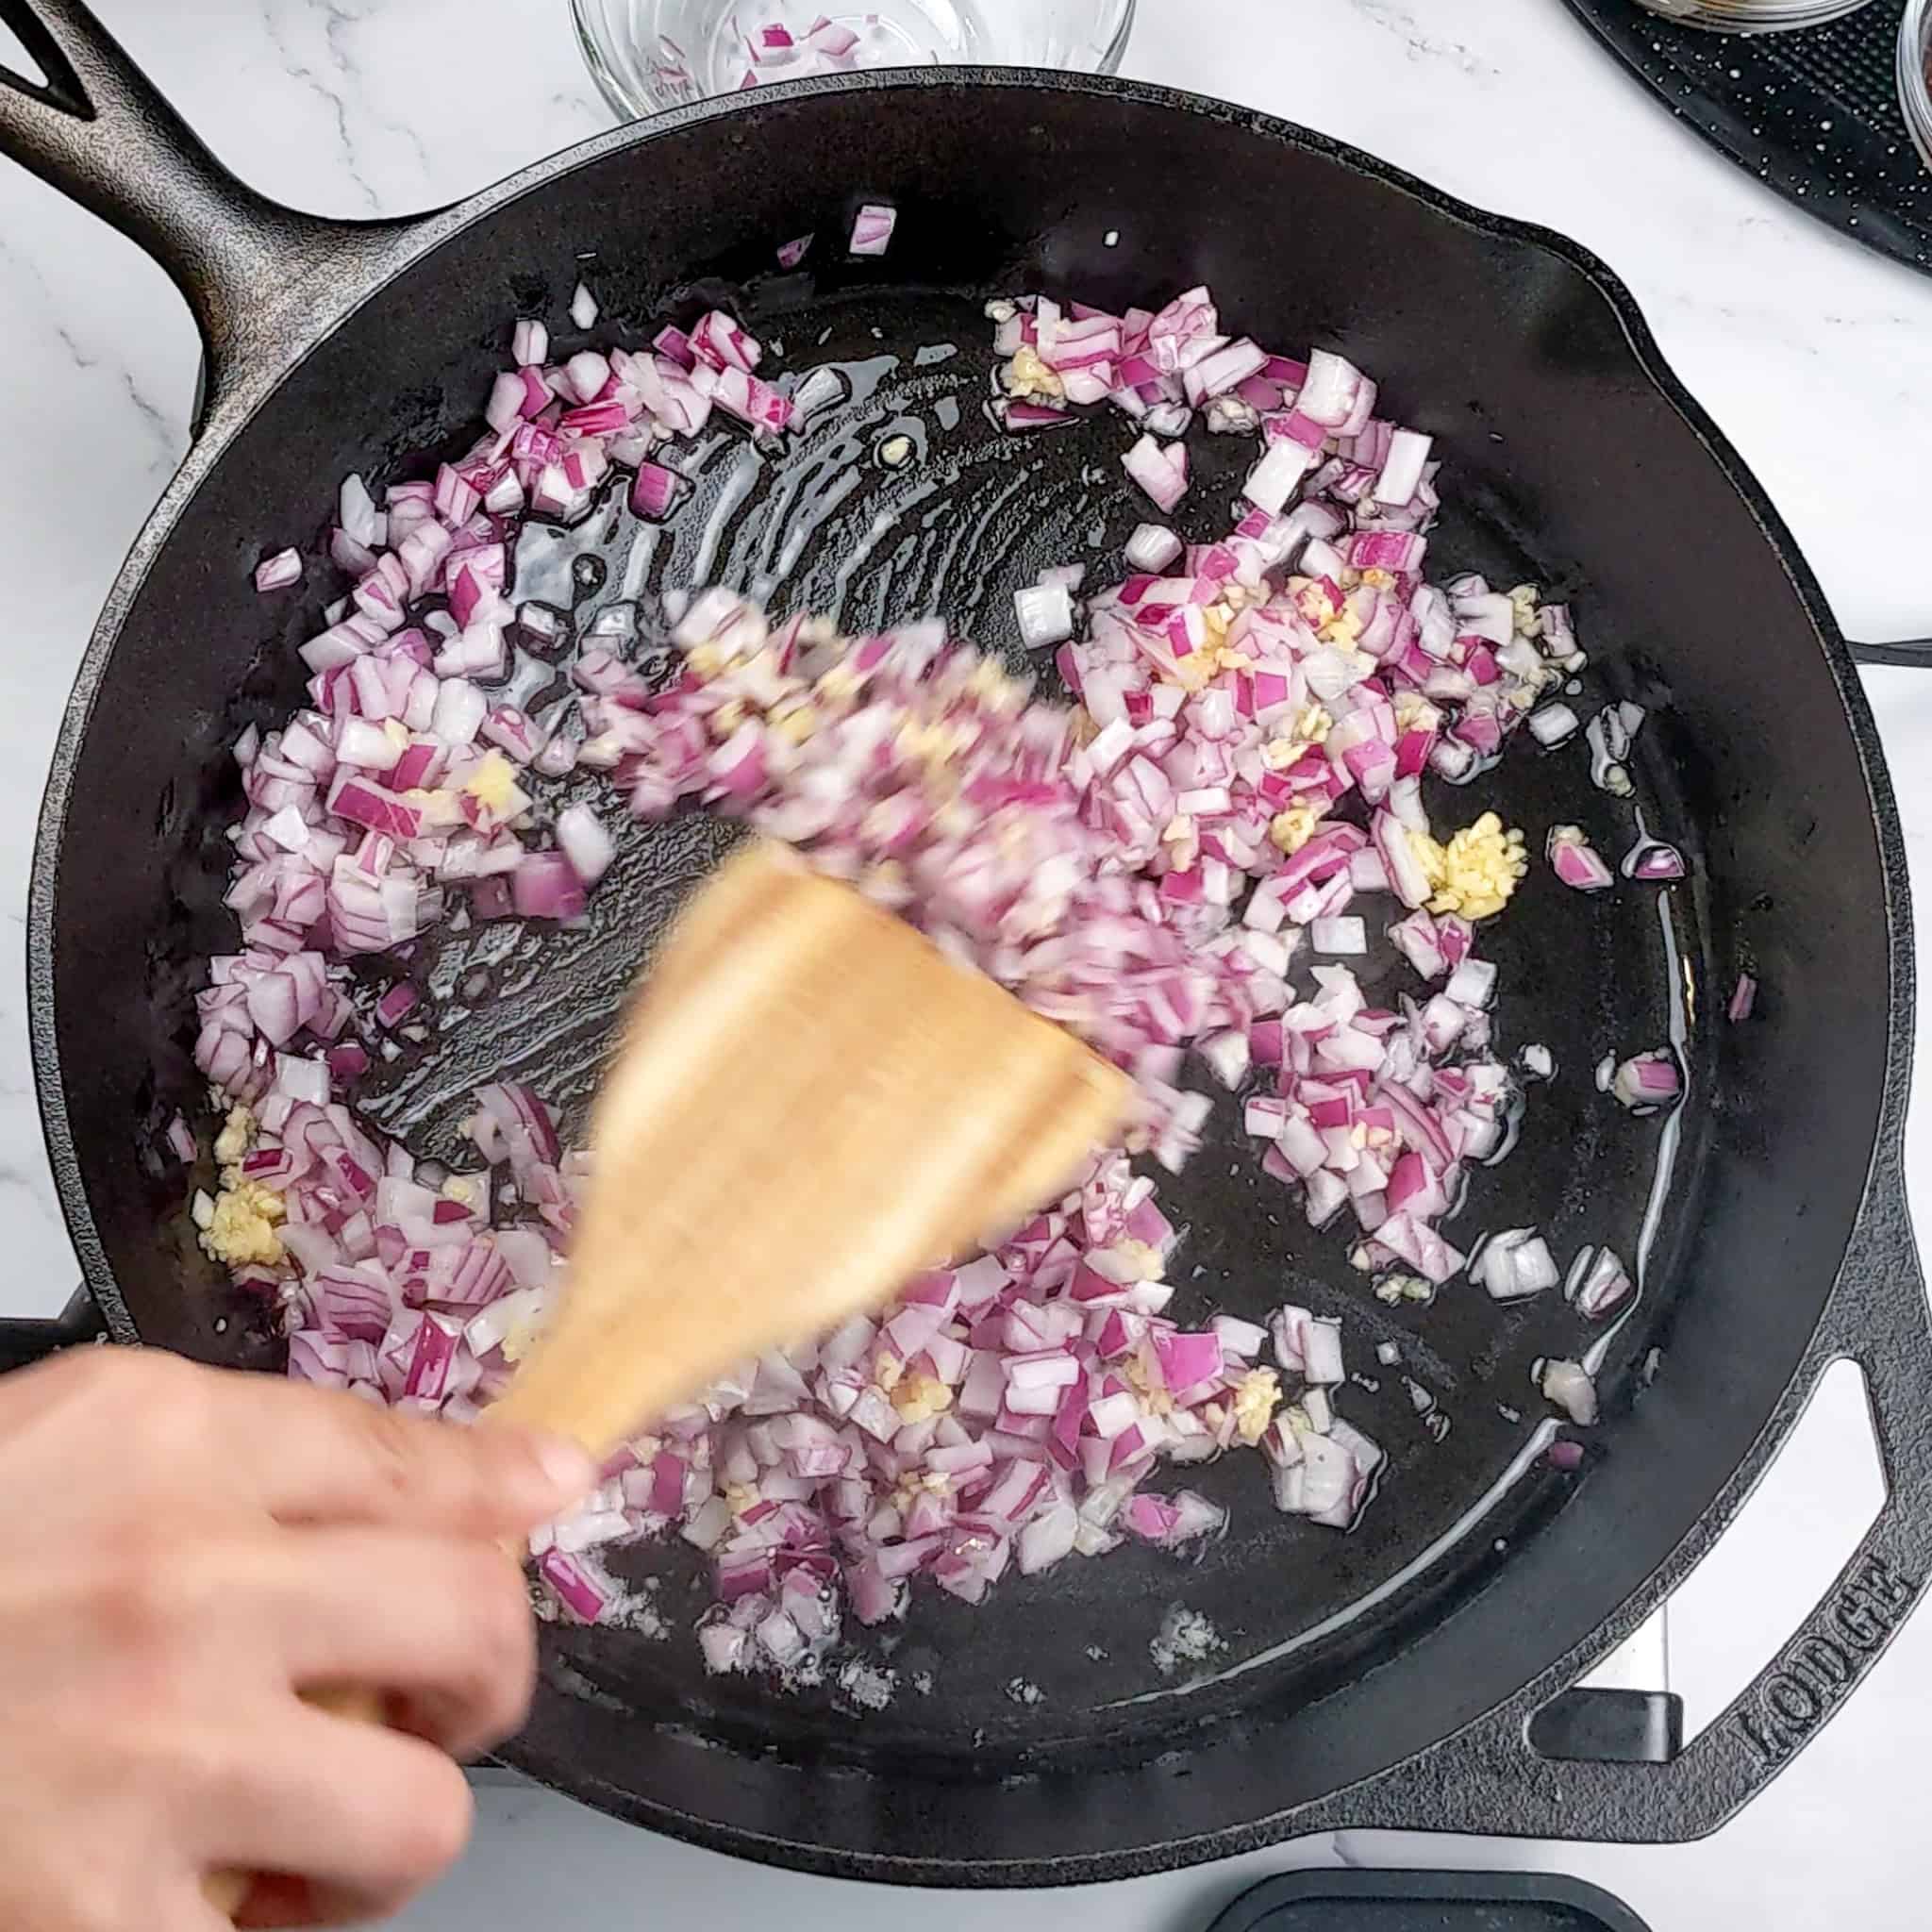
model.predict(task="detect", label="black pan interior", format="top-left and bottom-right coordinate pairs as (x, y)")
top-left (36, 77), bottom-right (1891, 1872)
top-left (339, 283), bottom-right (1695, 1756)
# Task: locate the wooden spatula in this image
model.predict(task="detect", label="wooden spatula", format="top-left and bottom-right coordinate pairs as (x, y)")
top-left (488, 835), bottom-right (1134, 1459)
top-left (207, 838), bottom-right (1131, 1918)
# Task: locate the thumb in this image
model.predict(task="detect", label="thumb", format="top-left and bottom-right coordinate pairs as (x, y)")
top-left (223, 1375), bottom-right (598, 1534)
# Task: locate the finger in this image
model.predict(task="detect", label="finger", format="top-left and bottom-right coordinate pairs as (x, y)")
top-left (234, 1874), bottom-right (378, 1930)
top-left (208, 1706), bottom-right (475, 1922)
top-left (158, 1893), bottom-right (243, 1932)
top-left (264, 1529), bottom-right (537, 1760)
top-left (51, 1864), bottom-right (235, 1932)
top-left (234, 1874), bottom-right (326, 1929)
top-left (211, 1374), bottom-right (596, 1533)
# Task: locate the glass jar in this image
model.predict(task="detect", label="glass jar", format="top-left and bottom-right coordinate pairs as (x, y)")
top-left (1627, 0), bottom-right (1876, 29)
top-left (574, 0), bottom-right (1137, 120)
top-left (1901, 0), bottom-right (1932, 175)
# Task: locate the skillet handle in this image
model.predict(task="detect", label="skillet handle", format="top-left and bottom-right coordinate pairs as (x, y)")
top-left (1332, 1146), bottom-right (1932, 1844)
top-left (1851, 639), bottom-right (1932, 669)
top-left (0, 0), bottom-right (409, 429)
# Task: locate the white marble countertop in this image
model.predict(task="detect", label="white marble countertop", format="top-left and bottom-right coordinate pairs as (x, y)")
top-left (5, 1), bottom-right (1932, 1926)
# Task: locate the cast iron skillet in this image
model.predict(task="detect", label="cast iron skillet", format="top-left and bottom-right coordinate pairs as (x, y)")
top-left (5, 0), bottom-right (1932, 1887)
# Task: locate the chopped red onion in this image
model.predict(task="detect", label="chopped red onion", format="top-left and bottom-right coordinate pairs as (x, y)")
top-left (512, 851), bottom-right (588, 923)
top-left (1122, 434), bottom-right (1189, 511)
top-left (1474, 1228), bottom-right (1559, 1302)
top-left (1444, 958), bottom-right (1496, 1008)
top-left (1243, 438), bottom-right (1315, 516)
top-left (1611, 1049), bottom-right (1681, 1112)
top-left (1310, 915), bottom-right (1366, 955)
top-left (339, 474), bottom-right (380, 549)
top-left (1567, 1244), bottom-right (1633, 1320)
top-left (1124, 524), bottom-right (1182, 573)
top-left (1546, 824), bottom-right (1614, 892)
top-left (374, 983), bottom-right (419, 1030)
top-left (541, 1548), bottom-right (610, 1623)
top-left (1374, 428), bottom-right (1432, 508)
top-left (1727, 973), bottom-right (1757, 1024)
top-left (1622, 837), bottom-right (1686, 883)
top-left (556, 804), bottom-right (616, 886)
top-left (571, 281), bottom-right (600, 330)
top-left (193, 269), bottom-right (1641, 1663)
top-left (1527, 702), bottom-right (1578, 748)
top-left (1014, 583), bottom-right (1075, 651)
top-left (254, 548), bottom-right (303, 594)
top-left (1540, 1357), bottom-right (1599, 1426)
top-left (630, 461), bottom-right (687, 521)
top-left (850, 204), bottom-right (897, 257)
top-left (1586, 702), bottom-right (1642, 795)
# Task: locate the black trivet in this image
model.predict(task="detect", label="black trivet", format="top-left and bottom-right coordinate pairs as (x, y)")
top-left (1558, 0), bottom-right (1931, 276)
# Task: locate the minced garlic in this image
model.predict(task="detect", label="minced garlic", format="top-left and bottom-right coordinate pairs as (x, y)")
top-left (1002, 344), bottom-right (1065, 401)
top-left (1408, 811), bottom-right (1528, 921)
top-left (1270, 803), bottom-right (1324, 856)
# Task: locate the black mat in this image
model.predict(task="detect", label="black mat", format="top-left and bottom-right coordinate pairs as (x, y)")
top-left (1559, 0), bottom-right (1931, 276)
top-left (1208, 1872), bottom-right (1655, 1932)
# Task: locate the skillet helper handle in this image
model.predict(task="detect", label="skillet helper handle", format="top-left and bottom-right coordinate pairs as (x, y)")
top-left (1338, 1148), bottom-right (1932, 1843)
top-left (0, 0), bottom-right (406, 427)
top-left (1619, 1152), bottom-right (1932, 1831)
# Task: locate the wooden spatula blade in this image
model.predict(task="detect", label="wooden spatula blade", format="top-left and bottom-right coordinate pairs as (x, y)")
top-left (488, 841), bottom-right (1133, 1458)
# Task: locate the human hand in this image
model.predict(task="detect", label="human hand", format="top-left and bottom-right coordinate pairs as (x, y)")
top-left (0, 1347), bottom-right (594, 1930)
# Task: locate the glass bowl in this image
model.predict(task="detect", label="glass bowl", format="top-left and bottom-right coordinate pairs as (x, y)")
top-left (1903, 0), bottom-right (1932, 175)
top-left (573, 0), bottom-right (1136, 119)
top-left (1628, 0), bottom-right (1876, 27)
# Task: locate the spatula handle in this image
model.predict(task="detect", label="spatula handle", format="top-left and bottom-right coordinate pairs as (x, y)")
top-left (202, 1686), bottom-right (386, 1918)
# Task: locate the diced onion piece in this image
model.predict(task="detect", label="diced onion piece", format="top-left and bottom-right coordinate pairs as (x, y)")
top-left (1611, 1049), bottom-right (1680, 1111)
top-left (1124, 524), bottom-right (1182, 573)
top-left (849, 204), bottom-right (897, 257)
top-left (1310, 916), bottom-right (1366, 955)
top-left (556, 804), bottom-right (616, 886)
top-left (1546, 824), bottom-right (1614, 892)
top-left (1122, 435), bottom-right (1189, 512)
top-left (1568, 1245), bottom-right (1633, 1320)
top-left (1623, 837), bottom-right (1687, 882)
top-left (1014, 583), bottom-right (1074, 651)
top-left (1527, 703), bottom-right (1578, 748)
top-left (254, 548), bottom-right (303, 593)
top-left (1474, 1228), bottom-right (1558, 1302)
top-left (1541, 1357), bottom-right (1598, 1426)
top-left (1727, 973), bottom-right (1757, 1023)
